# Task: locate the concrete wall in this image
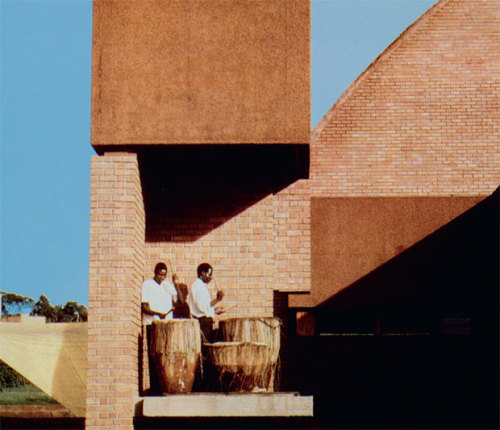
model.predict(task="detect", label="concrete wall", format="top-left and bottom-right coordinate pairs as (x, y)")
top-left (91, 0), bottom-right (310, 148)
top-left (291, 196), bottom-right (482, 308)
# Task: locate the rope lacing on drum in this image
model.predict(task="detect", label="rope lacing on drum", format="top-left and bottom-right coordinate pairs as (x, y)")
top-left (255, 317), bottom-right (282, 329)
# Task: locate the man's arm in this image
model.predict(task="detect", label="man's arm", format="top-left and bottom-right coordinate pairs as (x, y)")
top-left (141, 302), bottom-right (167, 319)
top-left (210, 289), bottom-right (224, 307)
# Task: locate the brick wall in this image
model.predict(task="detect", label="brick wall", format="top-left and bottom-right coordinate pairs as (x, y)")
top-left (312, 0), bottom-right (500, 198)
top-left (272, 180), bottom-right (311, 292)
top-left (146, 193), bottom-right (276, 317)
top-left (87, 153), bottom-right (145, 429)
top-left (145, 179), bottom-right (311, 318)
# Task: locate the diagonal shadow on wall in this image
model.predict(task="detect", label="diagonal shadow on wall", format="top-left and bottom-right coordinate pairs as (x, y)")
top-left (316, 187), bottom-right (499, 317)
top-left (286, 188), bottom-right (499, 429)
top-left (137, 145), bottom-right (309, 243)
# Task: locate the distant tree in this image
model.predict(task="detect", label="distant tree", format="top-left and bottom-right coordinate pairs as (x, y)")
top-left (30, 295), bottom-right (87, 322)
top-left (76, 303), bottom-right (88, 322)
top-left (30, 294), bottom-right (57, 321)
top-left (1, 291), bottom-right (34, 317)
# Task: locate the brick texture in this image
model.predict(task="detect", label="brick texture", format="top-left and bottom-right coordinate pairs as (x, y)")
top-left (84, 0), bottom-right (500, 424)
top-left (272, 180), bottom-right (311, 292)
top-left (145, 180), bottom-right (311, 319)
top-left (87, 153), bottom-right (311, 427)
top-left (312, 0), bottom-right (500, 198)
top-left (87, 153), bottom-right (145, 430)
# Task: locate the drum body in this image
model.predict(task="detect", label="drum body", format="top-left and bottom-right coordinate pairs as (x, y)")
top-left (217, 317), bottom-right (281, 391)
top-left (206, 341), bottom-right (271, 392)
top-left (149, 319), bottom-right (201, 394)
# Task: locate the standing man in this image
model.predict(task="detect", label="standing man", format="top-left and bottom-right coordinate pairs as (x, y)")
top-left (142, 262), bottom-right (178, 394)
top-left (188, 262), bottom-right (225, 342)
top-left (141, 262), bottom-right (178, 324)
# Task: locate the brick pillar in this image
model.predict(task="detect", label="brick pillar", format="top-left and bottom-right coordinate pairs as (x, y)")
top-left (87, 153), bottom-right (145, 429)
top-left (273, 179), bottom-right (311, 292)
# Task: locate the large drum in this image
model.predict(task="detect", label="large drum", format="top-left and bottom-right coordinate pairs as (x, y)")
top-left (149, 319), bottom-right (201, 394)
top-left (217, 317), bottom-right (281, 391)
top-left (205, 341), bottom-right (271, 392)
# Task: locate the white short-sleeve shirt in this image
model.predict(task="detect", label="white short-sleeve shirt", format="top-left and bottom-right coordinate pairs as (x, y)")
top-left (141, 279), bottom-right (178, 325)
top-left (188, 278), bottom-right (215, 318)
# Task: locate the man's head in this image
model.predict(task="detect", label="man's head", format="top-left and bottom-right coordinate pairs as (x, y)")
top-left (197, 263), bottom-right (213, 283)
top-left (154, 262), bottom-right (168, 284)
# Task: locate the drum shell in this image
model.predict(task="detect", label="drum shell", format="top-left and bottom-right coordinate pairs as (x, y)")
top-left (218, 317), bottom-right (281, 364)
top-left (149, 319), bottom-right (201, 394)
top-left (217, 317), bottom-right (281, 391)
top-left (206, 341), bottom-right (271, 392)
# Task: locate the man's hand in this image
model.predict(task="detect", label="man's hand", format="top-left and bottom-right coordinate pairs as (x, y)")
top-left (158, 312), bottom-right (167, 319)
top-left (172, 273), bottom-right (180, 284)
top-left (215, 305), bottom-right (225, 315)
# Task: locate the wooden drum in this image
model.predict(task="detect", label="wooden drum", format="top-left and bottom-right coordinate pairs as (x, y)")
top-left (217, 317), bottom-right (281, 391)
top-left (149, 319), bottom-right (201, 394)
top-left (206, 341), bottom-right (271, 392)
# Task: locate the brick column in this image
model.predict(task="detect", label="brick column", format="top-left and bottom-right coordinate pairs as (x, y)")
top-left (273, 179), bottom-right (311, 292)
top-left (87, 153), bottom-right (145, 429)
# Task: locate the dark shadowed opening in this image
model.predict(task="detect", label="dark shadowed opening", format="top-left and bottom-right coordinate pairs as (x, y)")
top-left (135, 145), bottom-right (309, 242)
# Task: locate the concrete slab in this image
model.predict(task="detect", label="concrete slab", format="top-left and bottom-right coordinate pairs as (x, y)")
top-left (139, 393), bottom-right (313, 417)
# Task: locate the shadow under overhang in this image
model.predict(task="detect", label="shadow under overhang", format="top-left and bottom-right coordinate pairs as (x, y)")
top-left (131, 144), bottom-right (309, 242)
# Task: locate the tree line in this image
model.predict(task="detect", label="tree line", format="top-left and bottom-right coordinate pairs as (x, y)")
top-left (0, 291), bottom-right (87, 322)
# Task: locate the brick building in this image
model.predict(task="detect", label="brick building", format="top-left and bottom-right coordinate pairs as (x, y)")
top-left (87, 1), bottom-right (310, 428)
top-left (86, 0), bottom-right (499, 428)
top-left (290, 0), bottom-right (499, 311)
top-left (285, 0), bottom-right (499, 427)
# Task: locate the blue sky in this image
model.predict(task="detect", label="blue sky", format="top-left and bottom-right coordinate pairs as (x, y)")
top-left (1, 0), bottom-right (435, 308)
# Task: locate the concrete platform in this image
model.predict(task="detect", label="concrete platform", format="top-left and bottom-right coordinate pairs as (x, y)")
top-left (138, 393), bottom-right (313, 417)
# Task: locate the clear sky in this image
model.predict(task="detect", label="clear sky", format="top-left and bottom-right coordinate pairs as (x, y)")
top-left (1, 0), bottom-right (435, 308)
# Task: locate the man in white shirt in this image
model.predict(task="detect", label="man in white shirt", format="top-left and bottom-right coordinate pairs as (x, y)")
top-left (141, 262), bottom-right (178, 324)
top-left (188, 262), bottom-right (224, 342)
top-left (141, 262), bottom-right (179, 394)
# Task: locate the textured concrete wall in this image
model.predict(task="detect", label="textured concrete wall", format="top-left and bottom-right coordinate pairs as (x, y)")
top-left (291, 196), bottom-right (483, 308)
top-left (87, 153), bottom-right (145, 429)
top-left (91, 0), bottom-right (310, 148)
top-left (312, 0), bottom-right (499, 198)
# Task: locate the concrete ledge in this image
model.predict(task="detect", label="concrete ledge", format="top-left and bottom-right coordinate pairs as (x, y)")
top-left (139, 393), bottom-right (313, 417)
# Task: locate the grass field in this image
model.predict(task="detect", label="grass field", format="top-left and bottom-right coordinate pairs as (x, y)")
top-left (0, 385), bottom-right (57, 405)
